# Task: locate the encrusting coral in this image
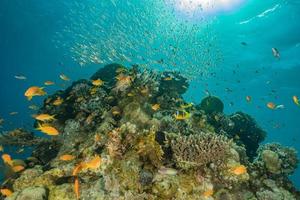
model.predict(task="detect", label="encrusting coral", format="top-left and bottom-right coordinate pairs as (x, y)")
top-left (0, 63), bottom-right (299, 200)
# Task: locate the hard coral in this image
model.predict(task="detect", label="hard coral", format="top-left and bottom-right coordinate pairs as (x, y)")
top-left (170, 132), bottom-right (232, 170)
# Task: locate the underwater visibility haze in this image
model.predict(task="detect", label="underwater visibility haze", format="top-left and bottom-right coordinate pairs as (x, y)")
top-left (0, 0), bottom-right (300, 199)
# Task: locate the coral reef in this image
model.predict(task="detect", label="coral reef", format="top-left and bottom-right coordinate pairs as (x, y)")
top-left (0, 64), bottom-right (299, 200)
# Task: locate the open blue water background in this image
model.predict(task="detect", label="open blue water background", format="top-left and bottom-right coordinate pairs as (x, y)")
top-left (0, 0), bottom-right (299, 188)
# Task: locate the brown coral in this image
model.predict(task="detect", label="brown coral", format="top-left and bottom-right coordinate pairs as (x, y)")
top-left (170, 132), bottom-right (232, 170)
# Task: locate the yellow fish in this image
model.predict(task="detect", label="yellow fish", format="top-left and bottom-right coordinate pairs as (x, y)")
top-left (174, 111), bottom-right (191, 120)
top-left (59, 74), bottom-right (70, 81)
top-left (90, 87), bottom-right (98, 95)
top-left (44, 81), bottom-right (55, 86)
top-left (92, 79), bottom-right (104, 86)
top-left (0, 145), bottom-right (4, 152)
top-left (127, 92), bottom-right (134, 97)
top-left (230, 165), bottom-right (247, 175)
top-left (293, 96), bottom-right (300, 106)
top-left (36, 123), bottom-right (59, 136)
top-left (180, 103), bottom-right (194, 109)
top-left (24, 86), bottom-right (46, 100)
top-left (33, 114), bottom-right (55, 122)
top-left (151, 104), bottom-right (160, 111)
top-left (53, 97), bottom-right (64, 106)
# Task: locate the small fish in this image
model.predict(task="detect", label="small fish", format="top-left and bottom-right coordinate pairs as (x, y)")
top-left (33, 114), bottom-right (55, 122)
top-left (16, 148), bottom-right (24, 154)
top-left (53, 97), bottom-right (64, 106)
top-left (112, 110), bottom-right (121, 116)
top-left (293, 95), bottom-right (300, 106)
top-left (2, 154), bottom-right (12, 166)
top-left (272, 47), bottom-right (280, 59)
top-left (174, 111), bottom-right (191, 120)
top-left (59, 154), bottom-right (75, 161)
top-left (158, 167), bottom-right (177, 176)
top-left (28, 104), bottom-right (39, 110)
top-left (163, 77), bottom-right (172, 81)
top-left (14, 75), bottom-right (27, 80)
top-left (0, 188), bottom-right (13, 197)
top-left (267, 102), bottom-right (276, 110)
top-left (74, 177), bottom-right (80, 200)
top-left (90, 87), bottom-right (98, 95)
top-left (9, 112), bottom-right (18, 116)
top-left (202, 189), bottom-right (214, 197)
top-left (151, 104), bottom-right (160, 111)
top-left (59, 74), bottom-right (70, 81)
top-left (180, 103), bottom-right (194, 109)
top-left (127, 92), bottom-right (134, 97)
top-left (84, 155), bottom-right (101, 170)
top-left (241, 42), bottom-right (247, 46)
top-left (94, 134), bottom-right (101, 142)
top-left (0, 118), bottom-right (4, 125)
top-left (44, 81), bottom-right (55, 86)
top-left (230, 165), bottom-right (247, 175)
top-left (36, 123), bottom-right (59, 136)
top-left (24, 86), bottom-right (46, 100)
top-left (246, 96), bottom-right (252, 102)
top-left (275, 104), bottom-right (285, 109)
top-left (0, 145), bottom-right (3, 152)
top-left (12, 165), bottom-right (25, 172)
top-left (92, 79), bottom-right (104, 86)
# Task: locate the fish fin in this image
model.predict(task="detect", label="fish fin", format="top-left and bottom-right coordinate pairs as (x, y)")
top-left (27, 96), bottom-right (32, 101)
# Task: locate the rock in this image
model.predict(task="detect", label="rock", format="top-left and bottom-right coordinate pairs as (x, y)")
top-left (199, 96), bottom-right (224, 114)
top-left (261, 150), bottom-right (282, 174)
top-left (6, 186), bottom-right (48, 200)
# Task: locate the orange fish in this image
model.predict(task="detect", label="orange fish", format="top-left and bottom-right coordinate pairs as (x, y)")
top-left (53, 97), bottom-right (64, 106)
top-left (0, 188), bottom-right (13, 197)
top-left (246, 96), bottom-right (252, 102)
top-left (151, 104), bottom-right (160, 111)
top-left (24, 86), bottom-right (46, 100)
top-left (202, 189), bottom-right (214, 197)
top-left (293, 96), bottom-right (299, 106)
top-left (1, 154), bottom-right (12, 166)
top-left (36, 123), bottom-right (59, 136)
top-left (12, 165), bottom-right (25, 172)
top-left (267, 102), bottom-right (276, 110)
top-left (73, 164), bottom-right (83, 176)
top-left (59, 74), bottom-right (70, 81)
top-left (33, 114), bottom-right (55, 122)
top-left (59, 154), bottom-right (75, 161)
top-left (74, 177), bottom-right (80, 200)
top-left (230, 165), bottom-right (247, 175)
top-left (85, 156), bottom-right (101, 170)
top-left (44, 81), bottom-right (55, 86)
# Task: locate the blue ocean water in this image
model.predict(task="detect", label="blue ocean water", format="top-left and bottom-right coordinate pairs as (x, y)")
top-left (0, 0), bottom-right (299, 189)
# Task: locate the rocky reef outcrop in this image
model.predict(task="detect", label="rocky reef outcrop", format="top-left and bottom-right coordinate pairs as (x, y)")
top-left (0, 63), bottom-right (299, 200)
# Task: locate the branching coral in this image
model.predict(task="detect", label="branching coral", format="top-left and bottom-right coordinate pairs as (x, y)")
top-left (170, 132), bottom-right (232, 170)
